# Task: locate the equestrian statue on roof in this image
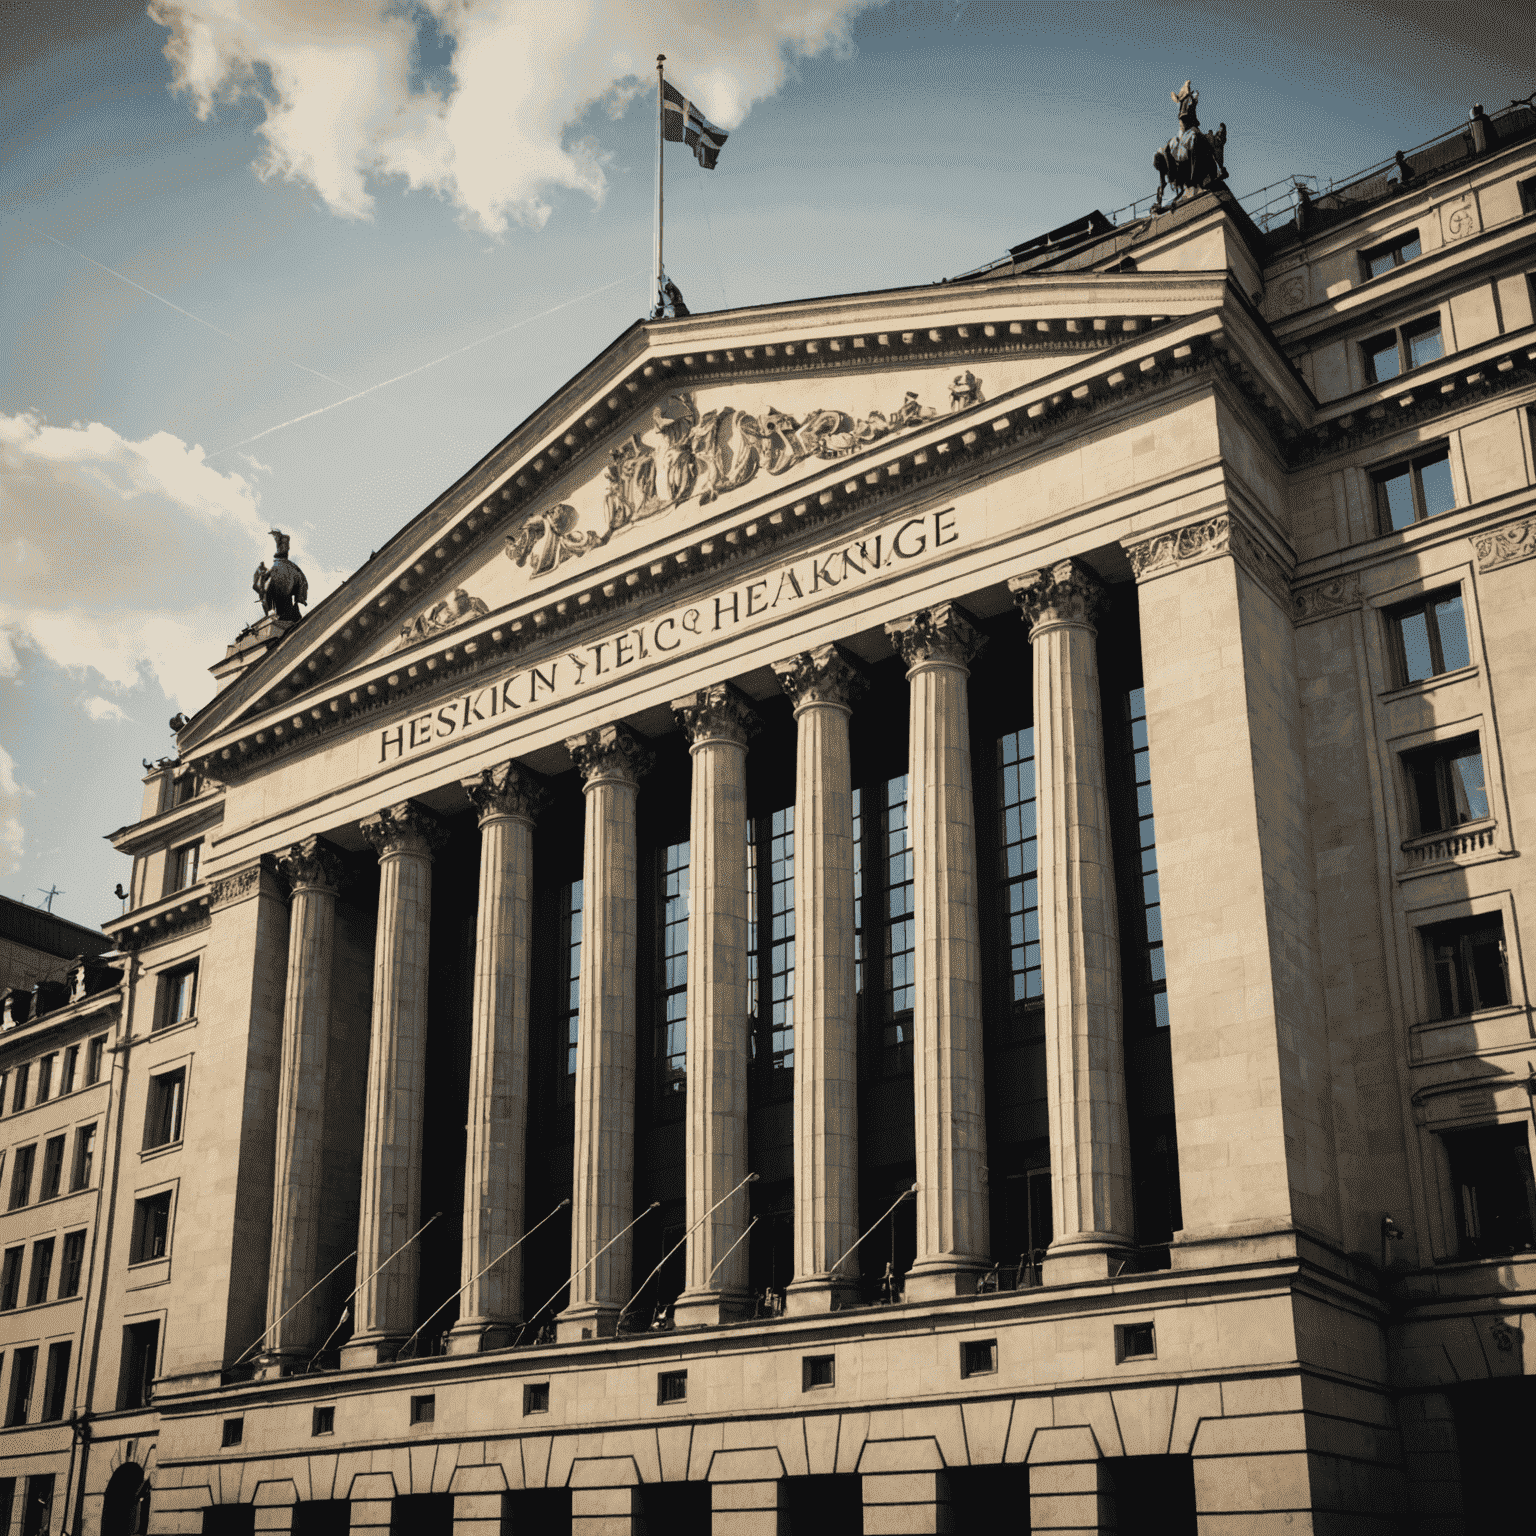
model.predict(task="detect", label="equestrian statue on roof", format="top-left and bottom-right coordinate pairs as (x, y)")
top-left (1153, 81), bottom-right (1228, 212)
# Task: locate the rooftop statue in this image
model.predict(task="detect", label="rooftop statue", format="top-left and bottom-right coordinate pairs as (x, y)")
top-left (1152, 81), bottom-right (1228, 213)
top-left (252, 528), bottom-right (309, 624)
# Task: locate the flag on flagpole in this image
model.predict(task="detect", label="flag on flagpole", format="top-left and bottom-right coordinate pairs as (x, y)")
top-left (662, 80), bottom-right (729, 169)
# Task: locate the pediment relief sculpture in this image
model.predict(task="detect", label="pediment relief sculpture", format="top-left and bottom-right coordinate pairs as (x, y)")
top-left (395, 588), bottom-right (490, 650)
top-left (504, 382), bottom-right (969, 579)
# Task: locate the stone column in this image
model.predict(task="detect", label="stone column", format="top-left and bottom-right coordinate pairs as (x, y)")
top-left (557, 724), bottom-right (652, 1342)
top-left (886, 604), bottom-right (991, 1300)
top-left (670, 685), bottom-right (759, 1329)
top-left (261, 836), bottom-right (345, 1367)
top-left (1010, 560), bottom-right (1134, 1281)
top-left (342, 801), bottom-right (445, 1368)
top-left (448, 762), bottom-right (547, 1355)
top-left (770, 645), bottom-right (865, 1314)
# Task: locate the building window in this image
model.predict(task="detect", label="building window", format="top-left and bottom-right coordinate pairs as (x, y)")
top-left (655, 840), bottom-right (689, 1103)
top-left (1519, 177), bottom-right (1536, 216)
top-left (802, 1355), bottom-right (835, 1390)
top-left (1362, 311), bottom-right (1444, 382)
top-left (409, 1394), bottom-right (435, 1424)
top-left (22, 1474), bottom-right (53, 1535)
top-left (6, 1348), bottom-right (36, 1425)
top-left (221, 1418), bottom-right (243, 1447)
top-left (157, 965), bottom-right (197, 1030)
top-left (996, 727), bottom-right (1041, 1019)
top-left (168, 841), bottom-right (201, 893)
top-left (1403, 735), bottom-right (1487, 834)
top-left (0, 1071), bottom-right (7, 1113)
top-left (748, 807), bottom-right (795, 1077)
top-left (35, 1056), bottom-right (54, 1104)
top-left (39, 1136), bottom-right (65, 1201)
top-left (119, 1320), bottom-right (160, 1410)
top-left (71, 1125), bottom-right (97, 1192)
top-left (523, 1382), bottom-right (549, 1415)
top-left (85, 1035), bottom-right (106, 1086)
top-left (312, 1405), bottom-right (335, 1436)
top-left (58, 1231), bottom-right (86, 1299)
top-left (959, 1339), bottom-right (996, 1378)
top-left (0, 1248), bottom-right (22, 1310)
top-left (27, 1240), bottom-right (54, 1305)
top-left (1423, 914), bottom-right (1510, 1019)
top-left (1374, 445), bottom-right (1456, 531)
top-left (657, 1370), bottom-right (687, 1404)
top-left (1124, 690), bottom-right (1169, 1028)
top-left (172, 773), bottom-right (200, 807)
top-left (1388, 587), bottom-right (1471, 684)
top-left (144, 1069), bottom-right (186, 1149)
top-left (9, 1145), bottom-right (35, 1210)
top-left (855, 774), bottom-right (915, 1074)
top-left (559, 881), bottom-right (583, 1088)
top-left (60, 1047), bottom-right (78, 1096)
top-left (130, 1191), bottom-right (173, 1264)
top-left (1118, 1321), bottom-right (1157, 1360)
top-left (1444, 1124), bottom-right (1536, 1259)
top-left (40, 1344), bottom-right (70, 1422)
top-left (12, 1064), bottom-right (29, 1113)
top-left (1360, 229), bottom-right (1421, 280)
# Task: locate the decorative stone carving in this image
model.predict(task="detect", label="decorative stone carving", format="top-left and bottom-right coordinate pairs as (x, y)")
top-left (252, 529), bottom-right (308, 623)
top-left (564, 724), bottom-right (654, 787)
top-left (671, 684), bottom-right (760, 747)
top-left (1152, 81), bottom-right (1228, 212)
top-left (461, 761), bottom-right (550, 824)
top-left (949, 370), bottom-right (983, 410)
top-left (359, 801), bottom-right (448, 861)
top-left (1293, 573), bottom-right (1363, 623)
top-left (276, 837), bottom-right (345, 894)
top-left (1008, 560), bottom-right (1107, 634)
top-left (885, 603), bottom-right (986, 668)
top-left (208, 860), bottom-right (272, 909)
top-left (1274, 272), bottom-right (1307, 317)
top-left (505, 387), bottom-right (939, 578)
top-left (1442, 195), bottom-right (1480, 242)
top-left (1474, 518), bottom-right (1536, 573)
top-left (396, 588), bottom-right (490, 650)
top-left (771, 643), bottom-right (868, 713)
top-left (1124, 513), bottom-right (1291, 609)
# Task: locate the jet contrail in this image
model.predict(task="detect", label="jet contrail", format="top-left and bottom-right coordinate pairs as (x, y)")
top-left (204, 269), bottom-right (646, 459)
top-left (20, 221), bottom-right (352, 392)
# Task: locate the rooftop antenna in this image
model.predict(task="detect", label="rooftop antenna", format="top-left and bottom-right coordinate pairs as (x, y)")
top-left (36, 885), bottom-right (63, 913)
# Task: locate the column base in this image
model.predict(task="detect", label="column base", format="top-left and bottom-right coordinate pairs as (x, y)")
top-left (904, 1257), bottom-right (989, 1302)
top-left (338, 1333), bottom-right (407, 1369)
top-left (1041, 1240), bottom-right (1133, 1286)
top-left (445, 1319), bottom-right (516, 1354)
top-left (251, 1350), bottom-right (307, 1382)
top-left (785, 1275), bottom-right (861, 1315)
top-left (672, 1287), bottom-right (755, 1329)
top-left (555, 1303), bottom-right (620, 1343)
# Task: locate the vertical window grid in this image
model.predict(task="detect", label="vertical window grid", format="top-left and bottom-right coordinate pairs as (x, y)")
top-left (997, 729), bottom-right (1041, 1010)
top-left (26, 1240), bottom-right (54, 1306)
top-left (561, 881), bottom-right (583, 1079)
top-left (657, 841), bottom-right (689, 1098)
top-left (881, 776), bottom-right (915, 1057)
top-left (766, 809), bottom-right (795, 1073)
top-left (60, 1047), bottom-right (78, 1096)
top-left (59, 1231), bottom-right (86, 1298)
top-left (1127, 690), bottom-right (1169, 1029)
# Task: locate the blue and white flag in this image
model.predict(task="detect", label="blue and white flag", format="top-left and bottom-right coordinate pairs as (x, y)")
top-left (662, 80), bottom-right (728, 169)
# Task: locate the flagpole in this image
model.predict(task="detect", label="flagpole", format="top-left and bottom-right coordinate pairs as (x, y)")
top-left (653, 53), bottom-right (665, 317)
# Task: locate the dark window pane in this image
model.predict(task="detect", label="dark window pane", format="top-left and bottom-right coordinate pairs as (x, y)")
top-left (1398, 610), bottom-right (1434, 682)
top-left (1468, 931), bottom-right (1509, 1010)
top-left (1380, 467), bottom-right (1417, 530)
top-left (1365, 335), bottom-right (1401, 382)
top-left (1407, 323), bottom-right (1443, 369)
top-left (1409, 757), bottom-right (1445, 833)
top-left (1366, 250), bottom-right (1396, 279)
top-left (1448, 749), bottom-right (1487, 822)
top-left (1433, 594), bottom-right (1470, 672)
top-left (1418, 452), bottom-right (1455, 517)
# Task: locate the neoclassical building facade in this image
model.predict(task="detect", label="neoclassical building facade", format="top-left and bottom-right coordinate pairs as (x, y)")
top-left (4, 98), bottom-right (1535, 1535)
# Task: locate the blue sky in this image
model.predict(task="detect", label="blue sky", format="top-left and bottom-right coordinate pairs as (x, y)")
top-left (1, 0), bottom-right (1529, 927)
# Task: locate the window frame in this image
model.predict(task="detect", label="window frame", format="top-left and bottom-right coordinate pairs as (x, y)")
top-left (35, 1055), bottom-right (54, 1105)
top-left (26, 1239), bottom-right (55, 1305)
top-left (11, 1064), bottom-right (29, 1114)
top-left (40, 1342), bottom-right (71, 1422)
top-left (1359, 228), bottom-right (1422, 281)
top-left (854, 773), bottom-right (916, 1078)
top-left (58, 1230), bottom-right (87, 1299)
top-left (653, 839), bottom-right (689, 1110)
top-left (143, 1067), bottom-right (187, 1151)
top-left (118, 1318), bottom-right (161, 1410)
top-left (0, 1247), bottom-right (22, 1310)
top-left (1372, 443), bottom-right (1457, 532)
top-left (1385, 584), bottom-right (1473, 687)
top-left (312, 1405), bottom-right (335, 1436)
top-left (59, 1046), bottom-right (78, 1097)
top-left (38, 1135), bottom-right (65, 1202)
top-left (1442, 1122), bottom-right (1536, 1260)
top-left (70, 1124), bottom-right (97, 1192)
top-left (156, 963), bottom-right (198, 1031)
top-left (959, 1338), bottom-right (997, 1379)
top-left (1401, 732), bottom-right (1489, 837)
top-left (656, 1369), bottom-right (688, 1404)
top-left (1422, 913), bottom-right (1511, 1019)
top-left (130, 1189), bottom-right (174, 1265)
top-left (1361, 309), bottom-right (1444, 383)
top-left (167, 840), bottom-right (202, 894)
top-left (747, 804), bottom-right (796, 1088)
top-left (8, 1144), bottom-right (35, 1210)
top-left (6, 1346), bottom-right (37, 1426)
top-left (84, 1035), bottom-right (106, 1087)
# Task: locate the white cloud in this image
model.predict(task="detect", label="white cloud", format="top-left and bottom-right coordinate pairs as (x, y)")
top-left (82, 696), bottom-right (129, 722)
top-left (0, 747), bottom-right (32, 879)
top-left (0, 411), bottom-right (341, 712)
top-left (148, 0), bottom-right (881, 233)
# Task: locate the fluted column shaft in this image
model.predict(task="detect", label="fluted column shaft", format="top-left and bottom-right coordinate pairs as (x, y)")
top-left (1011, 562), bottom-right (1134, 1280)
top-left (887, 606), bottom-right (991, 1298)
top-left (264, 838), bottom-right (344, 1360)
top-left (557, 725), bottom-right (652, 1342)
top-left (343, 802), bottom-right (445, 1366)
top-left (672, 687), bottom-right (758, 1328)
top-left (772, 645), bottom-right (865, 1314)
top-left (449, 763), bottom-right (547, 1353)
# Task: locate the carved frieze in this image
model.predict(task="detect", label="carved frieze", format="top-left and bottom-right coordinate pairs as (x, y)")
top-left (565, 724), bottom-right (655, 788)
top-left (359, 802), bottom-right (448, 861)
top-left (1008, 560), bottom-right (1107, 634)
top-left (505, 387), bottom-right (941, 579)
top-left (1293, 573), bottom-right (1363, 623)
top-left (1123, 514), bottom-right (1291, 610)
top-left (1473, 518), bottom-right (1536, 573)
top-left (672, 684), bottom-right (761, 748)
top-left (885, 602), bottom-right (986, 669)
top-left (397, 589), bottom-right (490, 650)
top-left (771, 644), bottom-right (868, 713)
top-left (208, 860), bottom-right (273, 909)
top-left (461, 762), bottom-right (550, 824)
top-left (276, 837), bottom-right (345, 894)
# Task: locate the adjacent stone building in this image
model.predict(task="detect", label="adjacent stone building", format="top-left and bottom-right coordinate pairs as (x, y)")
top-left (4, 96), bottom-right (1535, 1535)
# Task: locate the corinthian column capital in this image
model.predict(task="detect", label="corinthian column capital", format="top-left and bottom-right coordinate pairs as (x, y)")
top-left (885, 602), bottom-right (986, 671)
top-left (1008, 559), bottom-right (1107, 637)
top-left (565, 724), bottom-right (654, 788)
top-left (276, 836), bottom-right (345, 895)
top-left (359, 801), bottom-right (447, 861)
top-left (771, 643), bottom-right (867, 714)
top-left (671, 684), bottom-right (760, 749)
top-left (461, 761), bottom-right (549, 826)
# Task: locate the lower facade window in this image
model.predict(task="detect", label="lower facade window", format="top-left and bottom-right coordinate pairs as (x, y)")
top-left (0, 1248), bottom-right (21, 1311)
top-left (41, 1343), bottom-right (71, 1422)
top-left (1374, 445), bottom-right (1455, 531)
top-left (131, 1192), bottom-right (173, 1264)
top-left (6, 1347), bottom-right (36, 1425)
top-left (119, 1320), bottom-right (160, 1410)
top-left (144, 1069), bottom-right (186, 1149)
top-left (1403, 735), bottom-right (1487, 835)
top-left (58, 1230), bottom-right (86, 1298)
top-left (158, 965), bottom-right (198, 1029)
top-left (1444, 1124), bottom-right (1536, 1259)
top-left (26, 1239), bottom-right (54, 1306)
top-left (1423, 914), bottom-right (1510, 1018)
